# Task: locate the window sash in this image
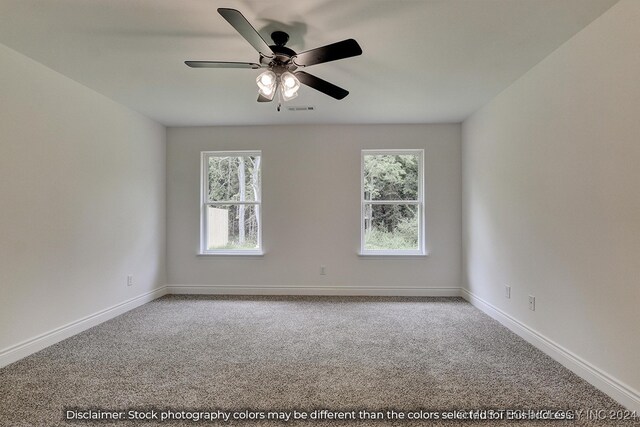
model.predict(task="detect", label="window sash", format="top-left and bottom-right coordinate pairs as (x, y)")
top-left (361, 200), bottom-right (420, 204)
top-left (202, 151), bottom-right (262, 204)
top-left (206, 202), bottom-right (260, 206)
top-left (201, 151), bottom-right (262, 255)
top-left (360, 149), bottom-right (425, 255)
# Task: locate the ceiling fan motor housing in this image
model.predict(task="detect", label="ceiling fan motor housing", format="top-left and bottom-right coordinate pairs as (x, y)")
top-left (259, 31), bottom-right (297, 71)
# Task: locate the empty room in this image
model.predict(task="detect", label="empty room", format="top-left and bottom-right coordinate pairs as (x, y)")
top-left (0, 0), bottom-right (638, 425)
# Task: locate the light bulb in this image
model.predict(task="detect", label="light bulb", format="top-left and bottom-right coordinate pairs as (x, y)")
top-left (256, 71), bottom-right (276, 90)
top-left (283, 75), bottom-right (296, 88)
top-left (281, 87), bottom-right (298, 101)
top-left (260, 73), bottom-right (274, 86)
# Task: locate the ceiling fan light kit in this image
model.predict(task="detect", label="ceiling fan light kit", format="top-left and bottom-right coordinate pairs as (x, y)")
top-left (185, 8), bottom-right (362, 111)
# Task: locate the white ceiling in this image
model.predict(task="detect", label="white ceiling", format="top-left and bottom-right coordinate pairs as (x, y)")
top-left (0, 0), bottom-right (617, 126)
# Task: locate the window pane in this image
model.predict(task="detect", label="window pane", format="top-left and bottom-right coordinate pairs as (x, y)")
top-left (206, 205), bottom-right (259, 250)
top-left (207, 155), bottom-right (261, 202)
top-left (364, 204), bottom-right (419, 251)
top-left (363, 154), bottom-right (419, 200)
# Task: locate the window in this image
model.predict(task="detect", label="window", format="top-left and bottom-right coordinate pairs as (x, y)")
top-left (201, 151), bottom-right (262, 255)
top-left (361, 149), bottom-right (425, 256)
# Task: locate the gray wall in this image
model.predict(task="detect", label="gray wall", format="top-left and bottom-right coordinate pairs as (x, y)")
top-left (167, 124), bottom-right (462, 294)
top-left (463, 0), bottom-right (640, 406)
top-left (0, 42), bottom-right (166, 353)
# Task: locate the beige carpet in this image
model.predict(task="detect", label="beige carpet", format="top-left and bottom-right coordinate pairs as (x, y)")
top-left (0, 295), bottom-right (637, 426)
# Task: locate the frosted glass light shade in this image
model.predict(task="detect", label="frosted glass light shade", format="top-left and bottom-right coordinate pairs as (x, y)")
top-left (256, 70), bottom-right (277, 98)
top-left (280, 72), bottom-right (300, 101)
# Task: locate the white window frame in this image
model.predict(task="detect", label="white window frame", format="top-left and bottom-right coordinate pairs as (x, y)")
top-left (200, 150), bottom-right (263, 256)
top-left (360, 149), bottom-right (426, 256)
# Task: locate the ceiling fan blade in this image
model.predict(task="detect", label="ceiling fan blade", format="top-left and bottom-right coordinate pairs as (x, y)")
top-left (257, 93), bottom-right (273, 102)
top-left (295, 71), bottom-right (349, 100)
top-left (293, 39), bottom-right (362, 67)
top-left (185, 61), bottom-right (262, 69)
top-left (217, 8), bottom-right (274, 57)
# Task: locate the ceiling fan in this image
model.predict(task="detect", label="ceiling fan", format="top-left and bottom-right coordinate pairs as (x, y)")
top-left (185, 8), bottom-right (363, 108)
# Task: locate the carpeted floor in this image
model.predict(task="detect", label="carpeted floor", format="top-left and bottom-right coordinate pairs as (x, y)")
top-left (0, 295), bottom-right (637, 426)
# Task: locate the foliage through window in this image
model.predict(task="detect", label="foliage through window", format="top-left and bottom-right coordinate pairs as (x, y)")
top-left (201, 151), bottom-right (262, 254)
top-left (361, 150), bottom-right (424, 255)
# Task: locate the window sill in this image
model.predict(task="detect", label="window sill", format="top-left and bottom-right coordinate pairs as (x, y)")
top-left (358, 251), bottom-right (429, 259)
top-left (198, 251), bottom-right (264, 257)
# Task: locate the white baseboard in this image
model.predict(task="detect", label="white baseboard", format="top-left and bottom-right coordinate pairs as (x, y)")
top-left (0, 286), bottom-right (168, 369)
top-left (460, 288), bottom-right (640, 413)
top-left (167, 284), bottom-right (462, 297)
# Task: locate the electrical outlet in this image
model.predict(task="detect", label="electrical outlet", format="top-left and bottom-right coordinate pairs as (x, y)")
top-left (528, 295), bottom-right (535, 311)
top-left (320, 265), bottom-right (326, 275)
top-left (505, 285), bottom-right (511, 299)
top-left (127, 275), bottom-right (134, 287)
